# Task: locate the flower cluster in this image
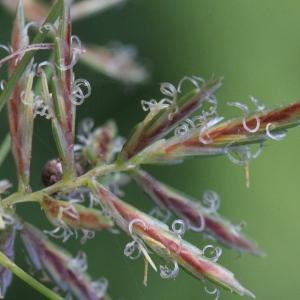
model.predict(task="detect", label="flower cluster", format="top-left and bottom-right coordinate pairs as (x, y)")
top-left (0, 1), bottom-right (299, 300)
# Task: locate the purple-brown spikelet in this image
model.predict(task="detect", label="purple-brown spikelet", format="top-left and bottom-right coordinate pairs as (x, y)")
top-left (59, 3), bottom-right (73, 137)
top-left (80, 44), bottom-right (148, 84)
top-left (1, 0), bottom-right (126, 24)
top-left (42, 195), bottom-right (114, 231)
top-left (0, 0), bottom-right (47, 23)
top-left (21, 223), bottom-right (110, 300)
top-left (133, 169), bottom-right (263, 256)
top-left (184, 102), bottom-right (300, 148)
top-left (94, 184), bottom-right (255, 298)
top-left (51, 0), bottom-right (76, 177)
top-left (7, 1), bottom-right (33, 192)
top-left (119, 78), bottom-right (222, 161)
top-left (0, 226), bottom-right (16, 298)
top-left (80, 121), bottom-right (118, 166)
top-left (137, 101), bottom-right (300, 164)
top-left (41, 159), bottom-right (64, 187)
top-left (41, 158), bottom-right (86, 187)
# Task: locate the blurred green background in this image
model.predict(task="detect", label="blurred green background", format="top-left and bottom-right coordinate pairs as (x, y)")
top-left (1, 0), bottom-right (300, 299)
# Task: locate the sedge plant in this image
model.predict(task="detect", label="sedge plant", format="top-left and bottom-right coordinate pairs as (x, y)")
top-left (0, 0), bottom-right (299, 299)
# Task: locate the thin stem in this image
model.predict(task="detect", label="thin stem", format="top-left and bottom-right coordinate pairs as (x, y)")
top-left (0, 251), bottom-right (63, 300)
top-left (0, 43), bottom-right (53, 67)
top-left (0, 134), bottom-right (11, 168)
top-left (2, 162), bottom-right (135, 207)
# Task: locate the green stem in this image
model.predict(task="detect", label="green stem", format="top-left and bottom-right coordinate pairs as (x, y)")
top-left (0, 0), bottom-right (63, 113)
top-left (0, 251), bottom-right (63, 300)
top-left (2, 162), bottom-right (135, 207)
top-left (0, 134), bottom-right (11, 168)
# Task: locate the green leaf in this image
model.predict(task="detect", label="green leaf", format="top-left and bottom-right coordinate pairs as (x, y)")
top-left (0, 134), bottom-right (11, 168)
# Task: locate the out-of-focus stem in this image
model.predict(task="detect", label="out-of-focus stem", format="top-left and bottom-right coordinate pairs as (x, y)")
top-left (0, 251), bottom-right (63, 300)
top-left (0, 134), bottom-right (11, 168)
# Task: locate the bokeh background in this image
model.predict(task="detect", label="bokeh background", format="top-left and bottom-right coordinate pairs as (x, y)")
top-left (1, 0), bottom-right (300, 299)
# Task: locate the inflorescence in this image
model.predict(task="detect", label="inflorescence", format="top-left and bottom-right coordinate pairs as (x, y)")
top-left (0, 1), bottom-right (299, 300)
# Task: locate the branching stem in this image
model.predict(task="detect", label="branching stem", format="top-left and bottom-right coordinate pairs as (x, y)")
top-left (2, 162), bottom-right (135, 207)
